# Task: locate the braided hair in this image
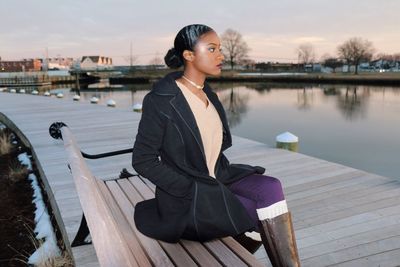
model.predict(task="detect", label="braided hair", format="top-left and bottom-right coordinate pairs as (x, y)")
top-left (164, 24), bottom-right (214, 69)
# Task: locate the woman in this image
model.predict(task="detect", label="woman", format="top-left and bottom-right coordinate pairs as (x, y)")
top-left (132, 24), bottom-right (300, 266)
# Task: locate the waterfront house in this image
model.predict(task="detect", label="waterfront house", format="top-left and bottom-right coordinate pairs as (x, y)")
top-left (47, 57), bottom-right (74, 70)
top-left (80, 56), bottom-right (113, 70)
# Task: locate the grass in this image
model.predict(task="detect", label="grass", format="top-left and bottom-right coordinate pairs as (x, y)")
top-left (0, 129), bottom-right (13, 156)
top-left (8, 159), bottom-right (29, 184)
top-left (34, 251), bottom-right (74, 267)
top-left (10, 223), bottom-right (74, 267)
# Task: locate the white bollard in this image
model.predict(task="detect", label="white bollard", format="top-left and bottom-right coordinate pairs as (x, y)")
top-left (56, 93), bottom-right (64, 98)
top-left (31, 90), bottom-right (39, 95)
top-left (276, 132), bottom-right (299, 152)
top-left (10, 89), bottom-right (17, 93)
top-left (90, 96), bottom-right (99, 104)
top-left (19, 89), bottom-right (26, 94)
top-left (107, 99), bottom-right (116, 107)
top-left (44, 91), bottom-right (51, 96)
top-left (132, 103), bottom-right (143, 112)
top-left (73, 95), bottom-right (81, 101)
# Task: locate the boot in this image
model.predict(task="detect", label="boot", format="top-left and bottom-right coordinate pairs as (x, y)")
top-left (258, 212), bottom-right (300, 267)
top-left (233, 233), bottom-right (262, 254)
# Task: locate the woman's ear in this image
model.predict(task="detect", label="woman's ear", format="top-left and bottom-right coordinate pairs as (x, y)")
top-left (183, 50), bottom-right (194, 62)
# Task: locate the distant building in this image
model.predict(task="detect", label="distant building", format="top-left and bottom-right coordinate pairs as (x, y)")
top-left (255, 62), bottom-right (301, 72)
top-left (46, 57), bottom-right (74, 70)
top-left (80, 56), bottom-right (113, 70)
top-left (304, 63), bottom-right (322, 72)
top-left (0, 59), bottom-right (41, 72)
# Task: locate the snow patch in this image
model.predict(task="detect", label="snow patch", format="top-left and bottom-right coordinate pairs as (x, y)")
top-left (18, 152), bottom-right (32, 170)
top-left (17, 152), bottom-right (61, 265)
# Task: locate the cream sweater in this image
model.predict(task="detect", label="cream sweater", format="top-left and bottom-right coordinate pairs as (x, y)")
top-left (176, 81), bottom-right (223, 178)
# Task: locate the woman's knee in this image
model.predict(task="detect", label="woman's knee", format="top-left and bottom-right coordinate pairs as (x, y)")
top-left (259, 175), bottom-right (283, 191)
top-left (254, 176), bottom-right (284, 202)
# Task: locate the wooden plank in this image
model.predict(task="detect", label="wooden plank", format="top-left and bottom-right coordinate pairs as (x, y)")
top-left (96, 179), bottom-right (153, 266)
top-left (180, 240), bottom-right (223, 267)
top-left (330, 248), bottom-right (400, 267)
top-left (119, 179), bottom-right (198, 267)
top-left (202, 240), bottom-right (248, 267)
top-left (107, 180), bottom-right (174, 267)
top-left (60, 127), bottom-right (140, 267)
top-left (300, 222), bottom-right (400, 259)
top-left (220, 237), bottom-right (265, 267)
top-left (296, 204), bottom-right (400, 242)
top-left (302, 235), bottom-right (400, 266)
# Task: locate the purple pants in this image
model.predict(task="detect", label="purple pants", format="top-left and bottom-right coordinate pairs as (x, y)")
top-left (228, 174), bottom-right (285, 225)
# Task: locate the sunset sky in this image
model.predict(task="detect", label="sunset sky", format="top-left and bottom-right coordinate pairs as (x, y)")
top-left (1, 0), bottom-right (399, 65)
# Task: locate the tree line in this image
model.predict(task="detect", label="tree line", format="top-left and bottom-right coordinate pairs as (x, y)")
top-left (219, 29), bottom-right (400, 75)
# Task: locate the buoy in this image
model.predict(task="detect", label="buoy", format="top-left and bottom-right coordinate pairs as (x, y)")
top-left (56, 93), bottom-right (64, 98)
top-left (19, 89), bottom-right (26, 94)
top-left (73, 95), bottom-right (81, 101)
top-left (107, 99), bottom-right (116, 107)
top-left (10, 89), bottom-right (17, 93)
top-left (44, 91), bottom-right (51, 96)
top-left (32, 90), bottom-right (39, 95)
top-left (133, 103), bottom-right (143, 112)
top-left (90, 96), bottom-right (99, 104)
top-left (276, 132), bottom-right (299, 152)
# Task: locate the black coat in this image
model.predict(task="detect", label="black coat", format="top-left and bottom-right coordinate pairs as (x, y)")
top-left (132, 71), bottom-right (265, 243)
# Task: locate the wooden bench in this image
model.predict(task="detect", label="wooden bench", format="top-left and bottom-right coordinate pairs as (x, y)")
top-left (50, 122), bottom-right (264, 266)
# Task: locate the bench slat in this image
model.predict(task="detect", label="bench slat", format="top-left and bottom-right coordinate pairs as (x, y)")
top-left (119, 178), bottom-right (198, 266)
top-left (180, 240), bottom-right (223, 267)
top-left (106, 180), bottom-right (174, 267)
top-left (95, 179), bottom-right (152, 266)
top-left (203, 240), bottom-right (247, 267)
top-left (221, 237), bottom-right (264, 267)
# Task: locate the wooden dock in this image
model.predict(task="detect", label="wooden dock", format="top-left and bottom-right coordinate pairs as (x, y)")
top-left (1, 92), bottom-right (399, 266)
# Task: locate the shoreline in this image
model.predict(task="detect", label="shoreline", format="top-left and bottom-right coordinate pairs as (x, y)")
top-left (1, 71), bottom-right (400, 87)
top-left (109, 72), bottom-right (400, 86)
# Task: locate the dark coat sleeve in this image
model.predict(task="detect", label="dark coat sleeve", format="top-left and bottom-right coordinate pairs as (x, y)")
top-left (132, 94), bottom-right (193, 199)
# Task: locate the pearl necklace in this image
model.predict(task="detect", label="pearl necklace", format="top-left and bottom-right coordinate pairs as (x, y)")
top-left (182, 75), bottom-right (204, 90)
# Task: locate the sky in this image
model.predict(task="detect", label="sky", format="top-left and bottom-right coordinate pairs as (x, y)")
top-left (1, 0), bottom-right (399, 65)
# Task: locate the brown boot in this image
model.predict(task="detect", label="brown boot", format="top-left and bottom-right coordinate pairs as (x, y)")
top-left (258, 212), bottom-right (300, 267)
top-left (233, 233), bottom-right (263, 254)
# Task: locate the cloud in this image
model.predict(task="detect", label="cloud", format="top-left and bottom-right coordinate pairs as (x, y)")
top-left (291, 36), bottom-right (326, 44)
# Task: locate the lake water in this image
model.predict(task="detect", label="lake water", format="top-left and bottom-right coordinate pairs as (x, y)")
top-left (47, 82), bottom-right (400, 180)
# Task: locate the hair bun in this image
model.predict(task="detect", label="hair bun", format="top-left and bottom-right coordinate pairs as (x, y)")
top-left (164, 48), bottom-right (183, 69)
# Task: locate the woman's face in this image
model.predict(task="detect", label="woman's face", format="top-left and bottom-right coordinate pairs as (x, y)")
top-left (191, 31), bottom-right (224, 76)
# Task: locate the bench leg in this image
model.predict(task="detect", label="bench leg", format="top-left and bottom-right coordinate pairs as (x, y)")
top-left (71, 214), bottom-right (92, 247)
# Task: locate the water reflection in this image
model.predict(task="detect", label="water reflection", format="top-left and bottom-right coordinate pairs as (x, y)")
top-left (218, 86), bottom-right (249, 127)
top-left (297, 87), bottom-right (315, 110)
top-left (336, 86), bottom-right (369, 120)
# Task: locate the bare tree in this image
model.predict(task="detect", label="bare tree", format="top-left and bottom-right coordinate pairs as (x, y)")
top-left (297, 43), bottom-right (316, 65)
top-left (337, 37), bottom-right (374, 74)
top-left (148, 52), bottom-right (163, 69)
top-left (375, 52), bottom-right (400, 62)
top-left (323, 57), bottom-right (343, 73)
top-left (221, 29), bottom-right (250, 70)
